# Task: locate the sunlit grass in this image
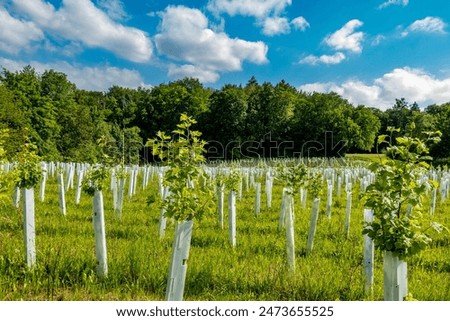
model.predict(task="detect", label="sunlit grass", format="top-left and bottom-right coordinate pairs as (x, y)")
top-left (345, 154), bottom-right (386, 163)
top-left (0, 169), bottom-right (449, 301)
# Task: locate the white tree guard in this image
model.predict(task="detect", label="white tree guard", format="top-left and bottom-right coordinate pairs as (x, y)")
top-left (165, 219), bottom-right (194, 301)
top-left (344, 191), bottom-right (352, 237)
top-left (128, 168), bottom-right (134, 199)
top-left (245, 171), bottom-right (250, 191)
top-left (75, 170), bottom-right (83, 205)
top-left (115, 177), bottom-right (125, 219)
top-left (23, 187), bottom-right (36, 268)
top-left (228, 191), bottom-right (237, 247)
top-left (337, 176), bottom-right (342, 198)
top-left (159, 187), bottom-right (169, 239)
top-left (142, 167), bottom-right (148, 190)
top-left (65, 165), bottom-right (74, 192)
top-left (326, 182), bottom-right (333, 219)
top-left (384, 251), bottom-right (407, 301)
top-left (111, 174), bottom-right (118, 210)
top-left (278, 188), bottom-right (288, 231)
top-left (13, 185), bottom-right (20, 208)
top-left (238, 178), bottom-right (243, 200)
top-left (430, 188), bottom-right (437, 215)
top-left (57, 173), bottom-right (66, 216)
top-left (132, 168), bottom-right (138, 195)
top-left (363, 209), bottom-right (374, 295)
top-left (254, 182), bottom-right (261, 216)
top-left (39, 165), bottom-right (47, 202)
top-left (158, 173), bottom-right (164, 198)
top-left (93, 190), bottom-right (108, 277)
top-left (285, 192), bottom-right (295, 272)
top-left (217, 185), bottom-right (224, 229)
top-left (266, 175), bottom-right (273, 209)
top-left (300, 187), bottom-right (307, 209)
top-left (306, 198), bottom-right (320, 255)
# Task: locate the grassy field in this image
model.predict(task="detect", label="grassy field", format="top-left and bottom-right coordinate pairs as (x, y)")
top-left (0, 168), bottom-right (449, 301)
top-left (345, 154), bottom-right (386, 163)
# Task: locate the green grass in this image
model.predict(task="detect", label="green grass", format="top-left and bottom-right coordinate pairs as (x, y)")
top-left (1, 169), bottom-right (449, 301)
top-left (345, 154), bottom-right (386, 163)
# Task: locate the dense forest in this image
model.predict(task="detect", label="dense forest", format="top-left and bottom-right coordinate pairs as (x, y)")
top-left (1, 66), bottom-right (449, 164)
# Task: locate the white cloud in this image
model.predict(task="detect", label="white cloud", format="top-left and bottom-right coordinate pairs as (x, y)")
top-left (0, 57), bottom-right (149, 91)
top-left (324, 19), bottom-right (365, 53)
top-left (11, 0), bottom-right (152, 63)
top-left (207, 0), bottom-right (291, 18)
top-left (401, 16), bottom-right (447, 36)
top-left (207, 0), bottom-right (299, 36)
top-left (299, 67), bottom-right (450, 109)
top-left (96, 0), bottom-right (128, 21)
top-left (259, 15), bottom-right (310, 36)
top-left (155, 5), bottom-right (268, 83)
top-left (378, 0), bottom-right (409, 9)
top-left (299, 52), bottom-right (346, 65)
top-left (0, 7), bottom-right (44, 54)
top-left (261, 16), bottom-right (290, 36)
top-left (371, 34), bottom-right (385, 46)
top-left (168, 64), bottom-right (220, 83)
top-left (291, 16), bottom-right (310, 31)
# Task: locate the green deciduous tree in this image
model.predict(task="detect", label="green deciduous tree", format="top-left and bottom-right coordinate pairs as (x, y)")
top-left (363, 128), bottom-right (445, 258)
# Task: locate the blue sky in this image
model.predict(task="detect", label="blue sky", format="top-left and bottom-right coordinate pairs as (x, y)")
top-left (0, 0), bottom-right (449, 109)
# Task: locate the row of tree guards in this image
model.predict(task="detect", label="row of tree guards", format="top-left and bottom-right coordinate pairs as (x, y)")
top-left (3, 156), bottom-right (449, 301)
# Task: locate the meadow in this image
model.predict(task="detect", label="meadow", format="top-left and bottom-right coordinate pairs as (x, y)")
top-left (1, 161), bottom-right (449, 301)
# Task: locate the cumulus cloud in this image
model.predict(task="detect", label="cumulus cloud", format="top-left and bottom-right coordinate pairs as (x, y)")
top-left (260, 15), bottom-right (310, 36)
top-left (299, 52), bottom-right (346, 65)
top-left (0, 7), bottom-right (44, 54)
top-left (401, 16), bottom-right (447, 36)
top-left (299, 67), bottom-right (450, 109)
top-left (168, 64), bottom-right (220, 83)
top-left (291, 16), bottom-right (310, 31)
top-left (155, 5), bottom-right (268, 83)
top-left (371, 34), bottom-right (386, 46)
top-left (207, 0), bottom-right (291, 18)
top-left (96, 0), bottom-right (128, 21)
top-left (11, 0), bottom-right (152, 62)
top-left (207, 0), bottom-right (305, 36)
top-left (261, 16), bottom-right (290, 36)
top-left (378, 0), bottom-right (409, 9)
top-left (0, 57), bottom-right (149, 91)
top-left (324, 19), bottom-right (365, 53)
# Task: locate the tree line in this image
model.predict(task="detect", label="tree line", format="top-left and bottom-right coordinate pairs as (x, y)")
top-left (1, 66), bottom-right (449, 164)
